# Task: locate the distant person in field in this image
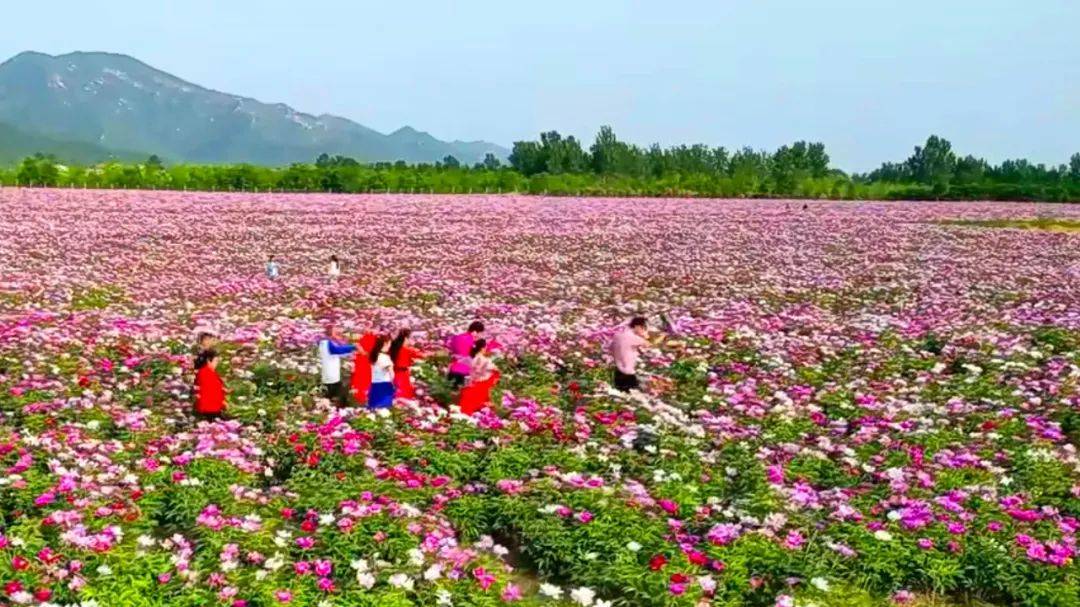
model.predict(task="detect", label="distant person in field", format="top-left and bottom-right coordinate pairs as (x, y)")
top-left (367, 335), bottom-right (396, 409)
top-left (389, 328), bottom-right (424, 400)
top-left (266, 255), bottom-right (280, 280)
top-left (349, 330), bottom-right (379, 405)
top-left (458, 338), bottom-right (500, 415)
top-left (317, 324), bottom-right (356, 403)
top-left (446, 321), bottom-right (485, 388)
top-left (609, 316), bottom-right (650, 392)
top-left (193, 349), bottom-right (226, 420)
top-left (327, 255), bottom-right (342, 282)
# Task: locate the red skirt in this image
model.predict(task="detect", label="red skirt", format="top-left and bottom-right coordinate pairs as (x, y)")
top-left (350, 354), bottom-right (371, 404)
top-left (458, 371), bottom-right (500, 415)
top-left (394, 368), bottom-right (416, 399)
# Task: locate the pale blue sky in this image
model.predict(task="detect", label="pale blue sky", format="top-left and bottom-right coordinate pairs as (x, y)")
top-left (3, 0), bottom-right (1077, 171)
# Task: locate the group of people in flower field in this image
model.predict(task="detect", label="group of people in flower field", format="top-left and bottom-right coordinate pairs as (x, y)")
top-left (186, 252), bottom-right (658, 418)
top-left (191, 311), bottom-right (654, 420)
top-left (315, 321), bottom-right (499, 413)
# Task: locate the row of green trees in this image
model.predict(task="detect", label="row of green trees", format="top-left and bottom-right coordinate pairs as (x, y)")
top-left (3, 128), bottom-right (1079, 201)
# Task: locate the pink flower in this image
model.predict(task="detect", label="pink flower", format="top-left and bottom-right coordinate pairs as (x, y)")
top-left (501, 583), bottom-right (523, 601)
top-left (274, 589), bottom-right (293, 603)
top-left (658, 499), bottom-right (679, 514)
top-left (576, 510), bottom-right (594, 523)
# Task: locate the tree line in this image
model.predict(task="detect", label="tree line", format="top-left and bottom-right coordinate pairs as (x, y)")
top-left (3, 127), bottom-right (1079, 201)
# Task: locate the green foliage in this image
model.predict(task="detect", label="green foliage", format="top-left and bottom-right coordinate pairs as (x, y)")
top-left (4, 128), bottom-right (1077, 201)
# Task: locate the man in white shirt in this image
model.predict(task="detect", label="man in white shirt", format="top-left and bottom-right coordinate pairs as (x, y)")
top-left (609, 316), bottom-right (649, 392)
top-left (317, 324), bottom-right (355, 403)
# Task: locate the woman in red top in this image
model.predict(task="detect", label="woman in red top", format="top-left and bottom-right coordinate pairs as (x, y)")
top-left (194, 349), bottom-right (226, 419)
top-left (389, 329), bottom-right (424, 400)
top-left (350, 332), bottom-right (378, 404)
top-left (458, 339), bottom-right (500, 415)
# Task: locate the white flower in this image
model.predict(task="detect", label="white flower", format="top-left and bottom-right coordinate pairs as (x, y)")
top-left (423, 564), bottom-right (443, 581)
top-left (595, 601), bottom-right (613, 607)
top-left (408, 548), bottom-right (425, 566)
top-left (96, 564), bottom-right (112, 576)
top-left (350, 558), bottom-right (368, 571)
top-left (811, 577), bottom-right (830, 592)
top-left (436, 588), bottom-right (453, 606)
top-left (626, 541), bottom-right (642, 552)
top-left (388, 573), bottom-right (414, 590)
top-left (539, 583), bottom-right (564, 599)
top-left (137, 534), bottom-right (156, 547)
top-left (570, 586), bottom-right (596, 606)
top-left (254, 570), bottom-right (268, 581)
top-left (874, 530), bottom-right (893, 541)
top-left (357, 572), bottom-right (376, 589)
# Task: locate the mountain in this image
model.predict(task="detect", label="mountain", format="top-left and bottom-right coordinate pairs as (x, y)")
top-left (0, 120), bottom-right (144, 165)
top-left (0, 51), bottom-right (508, 165)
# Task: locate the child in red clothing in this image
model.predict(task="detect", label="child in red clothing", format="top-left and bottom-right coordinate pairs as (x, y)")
top-left (458, 339), bottom-right (500, 415)
top-left (389, 329), bottom-right (424, 400)
top-left (194, 349), bottom-right (226, 419)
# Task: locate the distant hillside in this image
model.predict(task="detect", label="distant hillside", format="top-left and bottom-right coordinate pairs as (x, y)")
top-left (0, 120), bottom-right (143, 165)
top-left (0, 51), bottom-right (509, 165)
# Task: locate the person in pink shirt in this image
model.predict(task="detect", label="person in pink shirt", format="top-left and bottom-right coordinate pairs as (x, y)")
top-left (609, 316), bottom-right (649, 392)
top-left (446, 321), bottom-right (485, 388)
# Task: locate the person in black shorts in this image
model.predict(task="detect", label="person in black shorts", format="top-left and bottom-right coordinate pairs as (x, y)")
top-left (609, 316), bottom-right (649, 392)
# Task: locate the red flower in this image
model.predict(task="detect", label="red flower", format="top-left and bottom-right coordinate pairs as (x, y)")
top-left (12, 555), bottom-right (30, 571)
top-left (34, 588), bottom-right (53, 601)
top-left (670, 573), bottom-right (689, 584)
top-left (649, 554), bottom-right (668, 571)
top-left (687, 550), bottom-right (707, 566)
top-left (301, 519), bottom-right (317, 533)
top-left (5, 580), bottom-right (24, 595)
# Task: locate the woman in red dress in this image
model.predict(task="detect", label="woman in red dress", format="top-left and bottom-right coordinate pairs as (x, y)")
top-left (458, 339), bottom-right (500, 415)
top-left (194, 349), bottom-right (226, 419)
top-left (389, 329), bottom-right (424, 400)
top-left (350, 332), bottom-right (378, 404)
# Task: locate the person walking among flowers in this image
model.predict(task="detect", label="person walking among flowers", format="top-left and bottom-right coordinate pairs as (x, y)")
top-left (367, 335), bottom-right (396, 409)
top-left (609, 316), bottom-right (650, 392)
top-left (317, 324), bottom-right (356, 404)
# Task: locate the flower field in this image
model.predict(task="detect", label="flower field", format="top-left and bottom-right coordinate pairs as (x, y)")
top-left (2, 189), bottom-right (1080, 607)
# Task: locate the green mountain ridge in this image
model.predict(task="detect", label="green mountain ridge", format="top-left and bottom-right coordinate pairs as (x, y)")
top-left (0, 120), bottom-right (145, 165)
top-left (0, 51), bottom-right (508, 165)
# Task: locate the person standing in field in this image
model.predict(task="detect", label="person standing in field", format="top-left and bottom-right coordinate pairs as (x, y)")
top-left (327, 255), bottom-right (341, 282)
top-left (317, 324), bottom-right (356, 403)
top-left (446, 321), bottom-right (485, 388)
top-left (349, 330), bottom-right (379, 404)
top-left (193, 349), bottom-right (226, 420)
top-left (609, 316), bottom-right (650, 392)
top-left (367, 336), bottom-right (396, 409)
top-left (389, 328), bottom-right (424, 400)
top-left (458, 338), bottom-right (500, 415)
top-left (266, 255), bottom-right (280, 280)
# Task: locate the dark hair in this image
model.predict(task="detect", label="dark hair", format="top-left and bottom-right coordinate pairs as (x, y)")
top-left (389, 328), bottom-right (411, 363)
top-left (368, 335), bottom-right (388, 364)
top-left (194, 349), bottom-right (219, 370)
top-left (468, 321), bottom-right (485, 333)
top-left (470, 338), bottom-right (488, 358)
top-left (330, 255), bottom-right (339, 263)
top-left (197, 332), bottom-right (215, 347)
top-left (629, 316), bottom-right (647, 329)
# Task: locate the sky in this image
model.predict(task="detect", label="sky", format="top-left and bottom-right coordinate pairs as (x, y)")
top-left (2, 0), bottom-right (1078, 172)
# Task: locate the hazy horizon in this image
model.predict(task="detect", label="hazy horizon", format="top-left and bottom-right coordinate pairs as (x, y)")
top-left (2, 0), bottom-right (1077, 172)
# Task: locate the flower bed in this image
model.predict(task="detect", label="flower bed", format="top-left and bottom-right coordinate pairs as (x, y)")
top-left (1, 190), bottom-right (1079, 607)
